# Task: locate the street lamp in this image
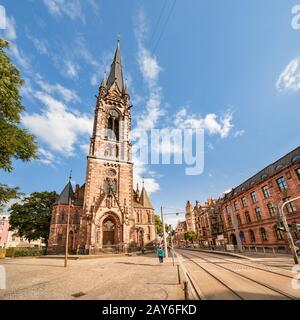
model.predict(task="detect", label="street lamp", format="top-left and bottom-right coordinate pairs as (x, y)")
top-left (160, 207), bottom-right (182, 259)
top-left (279, 196), bottom-right (300, 265)
top-left (64, 197), bottom-right (74, 268)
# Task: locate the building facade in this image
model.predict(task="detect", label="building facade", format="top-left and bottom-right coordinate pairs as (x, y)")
top-left (0, 214), bottom-right (43, 248)
top-left (0, 215), bottom-right (9, 248)
top-left (183, 199), bottom-right (225, 246)
top-left (221, 146), bottom-right (300, 247)
top-left (48, 40), bottom-right (156, 254)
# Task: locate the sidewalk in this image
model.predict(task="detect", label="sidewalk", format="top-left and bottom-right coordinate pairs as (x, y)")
top-left (182, 247), bottom-right (296, 261)
top-left (0, 253), bottom-right (183, 300)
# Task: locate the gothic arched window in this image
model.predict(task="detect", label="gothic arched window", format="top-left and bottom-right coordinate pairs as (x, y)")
top-left (107, 109), bottom-right (120, 141)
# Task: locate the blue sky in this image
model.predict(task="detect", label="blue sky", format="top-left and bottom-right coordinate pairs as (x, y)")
top-left (1, 0), bottom-right (300, 224)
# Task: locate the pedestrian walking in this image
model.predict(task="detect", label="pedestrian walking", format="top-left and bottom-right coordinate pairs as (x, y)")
top-left (157, 246), bottom-right (164, 263)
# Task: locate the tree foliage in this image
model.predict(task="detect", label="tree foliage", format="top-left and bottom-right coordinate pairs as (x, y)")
top-left (0, 184), bottom-right (22, 209)
top-left (184, 230), bottom-right (197, 242)
top-left (154, 215), bottom-right (172, 237)
top-left (0, 38), bottom-right (38, 172)
top-left (8, 191), bottom-right (58, 245)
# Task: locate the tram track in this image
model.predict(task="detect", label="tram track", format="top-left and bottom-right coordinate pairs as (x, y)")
top-left (191, 250), bottom-right (295, 280)
top-left (178, 250), bottom-right (298, 300)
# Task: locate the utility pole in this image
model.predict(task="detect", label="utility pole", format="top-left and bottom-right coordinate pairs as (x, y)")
top-left (279, 196), bottom-right (300, 265)
top-left (64, 196), bottom-right (72, 267)
top-left (161, 206), bottom-right (168, 258)
top-left (64, 172), bottom-right (73, 268)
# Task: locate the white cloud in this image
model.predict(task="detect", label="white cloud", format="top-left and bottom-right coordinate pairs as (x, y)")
top-left (22, 92), bottom-right (93, 155)
top-left (36, 76), bottom-right (80, 103)
top-left (66, 61), bottom-right (79, 78)
top-left (234, 129), bottom-right (245, 138)
top-left (4, 16), bottom-right (16, 41)
top-left (138, 47), bottom-right (161, 84)
top-left (27, 34), bottom-right (48, 54)
top-left (1, 15), bottom-right (31, 71)
top-left (276, 58), bottom-right (300, 91)
top-left (174, 107), bottom-right (233, 139)
top-left (37, 147), bottom-right (56, 166)
top-left (90, 74), bottom-right (98, 86)
top-left (43, 0), bottom-right (85, 22)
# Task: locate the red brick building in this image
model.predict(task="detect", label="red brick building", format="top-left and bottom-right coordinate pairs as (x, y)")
top-left (221, 146), bottom-right (300, 248)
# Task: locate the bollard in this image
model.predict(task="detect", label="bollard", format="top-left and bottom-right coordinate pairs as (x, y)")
top-left (183, 280), bottom-right (189, 300)
top-left (177, 264), bottom-right (181, 284)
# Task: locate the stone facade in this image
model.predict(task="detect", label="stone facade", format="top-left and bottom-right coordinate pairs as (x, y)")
top-left (220, 146), bottom-right (300, 247)
top-left (48, 40), bottom-right (156, 254)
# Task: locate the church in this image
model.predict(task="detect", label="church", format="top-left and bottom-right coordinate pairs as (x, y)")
top-left (48, 39), bottom-right (156, 254)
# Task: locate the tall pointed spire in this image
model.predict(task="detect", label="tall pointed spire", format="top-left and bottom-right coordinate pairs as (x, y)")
top-left (140, 184), bottom-right (153, 209)
top-left (107, 34), bottom-right (124, 92)
top-left (55, 180), bottom-right (74, 205)
top-left (100, 71), bottom-right (107, 87)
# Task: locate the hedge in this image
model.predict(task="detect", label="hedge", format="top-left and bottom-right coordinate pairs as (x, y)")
top-left (5, 247), bottom-right (44, 257)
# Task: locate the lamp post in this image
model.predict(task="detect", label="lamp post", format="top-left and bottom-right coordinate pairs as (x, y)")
top-left (161, 206), bottom-right (168, 258)
top-left (279, 196), bottom-right (300, 265)
top-left (64, 197), bottom-right (73, 268)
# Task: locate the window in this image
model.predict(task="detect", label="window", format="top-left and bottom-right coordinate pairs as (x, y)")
top-left (284, 197), bottom-right (296, 214)
top-left (262, 185), bottom-right (271, 198)
top-left (250, 191), bottom-right (258, 204)
top-left (227, 216), bottom-right (232, 227)
top-left (107, 109), bottom-right (120, 141)
top-left (249, 229), bottom-right (256, 243)
top-left (296, 168), bottom-right (300, 179)
top-left (255, 207), bottom-right (262, 221)
top-left (276, 176), bottom-right (288, 191)
top-left (274, 225), bottom-right (284, 241)
top-left (241, 196), bottom-right (248, 208)
top-left (239, 231), bottom-right (245, 242)
top-left (245, 211), bottom-right (252, 224)
top-left (61, 211), bottom-right (65, 223)
top-left (236, 214), bottom-right (242, 225)
top-left (225, 205), bottom-right (231, 214)
top-left (267, 203), bottom-right (277, 217)
top-left (234, 201), bottom-right (239, 211)
top-left (260, 228), bottom-right (268, 241)
top-left (57, 234), bottom-right (63, 244)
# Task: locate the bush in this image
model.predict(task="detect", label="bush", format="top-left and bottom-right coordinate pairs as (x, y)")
top-left (5, 247), bottom-right (43, 257)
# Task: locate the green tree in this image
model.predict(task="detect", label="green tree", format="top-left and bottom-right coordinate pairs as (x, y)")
top-left (0, 184), bottom-right (23, 209)
top-left (184, 230), bottom-right (197, 243)
top-left (8, 191), bottom-right (58, 246)
top-left (0, 38), bottom-right (38, 172)
top-left (154, 215), bottom-right (171, 238)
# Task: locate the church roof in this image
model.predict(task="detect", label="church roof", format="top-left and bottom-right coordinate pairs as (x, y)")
top-left (106, 38), bottom-right (124, 92)
top-left (139, 187), bottom-right (153, 209)
top-left (55, 181), bottom-right (74, 205)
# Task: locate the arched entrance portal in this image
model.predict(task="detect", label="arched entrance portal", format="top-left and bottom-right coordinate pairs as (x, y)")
top-left (102, 217), bottom-right (116, 246)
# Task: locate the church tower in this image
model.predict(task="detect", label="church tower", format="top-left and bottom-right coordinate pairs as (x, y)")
top-left (81, 37), bottom-right (134, 253)
top-left (48, 37), bottom-right (155, 255)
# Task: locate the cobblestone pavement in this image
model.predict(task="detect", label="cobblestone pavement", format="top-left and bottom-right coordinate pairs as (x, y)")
top-left (0, 253), bottom-right (183, 300)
